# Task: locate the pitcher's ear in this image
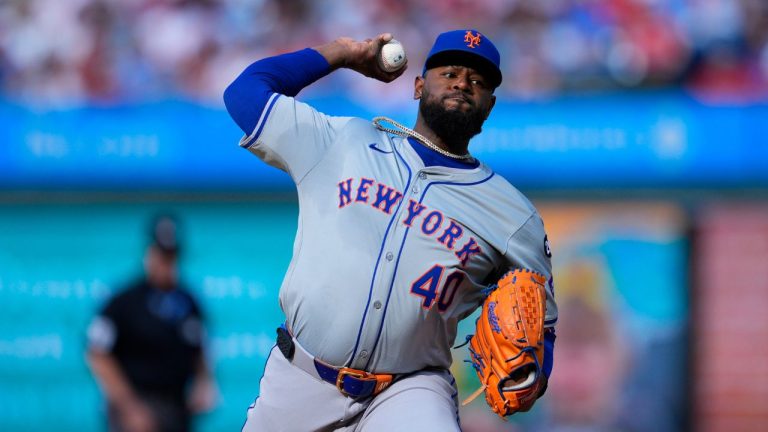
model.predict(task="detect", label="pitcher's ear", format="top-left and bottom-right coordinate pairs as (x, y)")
top-left (414, 75), bottom-right (424, 100)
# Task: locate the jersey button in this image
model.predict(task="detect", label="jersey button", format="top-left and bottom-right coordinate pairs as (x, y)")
top-left (412, 185), bottom-right (419, 194)
top-left (385, 252), bottom-right (394, 261)
top-left (359, 350), bottom-right (368, 358)
top-left (373, 301), bottom-right (382, 309)
top-left (419, 172), bottom-right (427, 179)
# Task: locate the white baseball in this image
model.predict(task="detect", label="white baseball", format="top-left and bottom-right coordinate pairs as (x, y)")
top-left (379, 40), bottom-right (406, 72)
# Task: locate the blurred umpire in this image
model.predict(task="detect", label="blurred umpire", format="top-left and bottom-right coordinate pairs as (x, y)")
top-left (87, 215), bottom-right (217, 432)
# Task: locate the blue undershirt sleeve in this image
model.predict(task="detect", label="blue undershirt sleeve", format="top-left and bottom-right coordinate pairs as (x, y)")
top-left (223, 48), bottom-right (331, 135)
top-left (543, 329), bottom-right (555, 378)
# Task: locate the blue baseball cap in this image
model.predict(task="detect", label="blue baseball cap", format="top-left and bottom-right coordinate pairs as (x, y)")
top-left (423, 29), bottom-right (502, 88)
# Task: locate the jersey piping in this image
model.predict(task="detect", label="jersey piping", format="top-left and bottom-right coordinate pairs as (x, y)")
top-left (240, 92), bottom-right (280, 149)
top-left (348, 140), bottom-right (414, 366)
top-left (363, 144), bottom-right (496, 370)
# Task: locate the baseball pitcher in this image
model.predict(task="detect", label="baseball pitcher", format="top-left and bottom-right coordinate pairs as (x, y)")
top-left (224, 29), bottom-right (558, 431)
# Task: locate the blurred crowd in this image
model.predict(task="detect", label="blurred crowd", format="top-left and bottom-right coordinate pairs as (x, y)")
top-left (1, 0), bottom-right (767, 107)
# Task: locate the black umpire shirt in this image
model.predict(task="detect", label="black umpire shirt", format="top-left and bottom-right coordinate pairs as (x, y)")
top-left (98, 279), bottom-right (205, 401)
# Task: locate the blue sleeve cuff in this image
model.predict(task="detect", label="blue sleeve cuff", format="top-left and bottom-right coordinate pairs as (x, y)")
top-left (223, 48), bottom-right (331, 134)
top-left (543, 329), bottom-right (555, 378)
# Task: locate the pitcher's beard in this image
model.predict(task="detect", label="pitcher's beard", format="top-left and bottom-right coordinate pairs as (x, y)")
top-left (419, 92), bottom-right (487, 147)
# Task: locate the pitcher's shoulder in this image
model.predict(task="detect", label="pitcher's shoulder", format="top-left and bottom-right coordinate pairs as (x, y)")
top-left (482, 171), bottom-right (541, 219)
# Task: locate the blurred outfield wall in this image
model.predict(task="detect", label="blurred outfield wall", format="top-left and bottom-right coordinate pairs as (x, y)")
top-left (0, 200), bottom-right (295, 431)
top-left (1, 91), bottom-right (767, 192)
top-left (0, 199), bottom-right (691, 432)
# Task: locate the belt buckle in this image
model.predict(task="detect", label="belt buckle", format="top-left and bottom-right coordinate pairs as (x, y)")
top-left (335, 367), bottom-right (372, 397)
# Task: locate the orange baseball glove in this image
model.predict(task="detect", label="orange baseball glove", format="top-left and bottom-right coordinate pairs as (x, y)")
top-left (464, 269), bottom-right (548, 418)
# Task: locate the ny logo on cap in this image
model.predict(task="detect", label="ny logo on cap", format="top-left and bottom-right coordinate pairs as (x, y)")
top-left (464, 30), bottom-right (482, 48)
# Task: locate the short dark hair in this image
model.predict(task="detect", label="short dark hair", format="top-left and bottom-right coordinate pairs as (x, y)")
top-left (148, 214), bottom-right (181, 255)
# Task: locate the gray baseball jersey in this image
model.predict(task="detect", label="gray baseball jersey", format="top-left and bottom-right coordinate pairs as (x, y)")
top-left (240, 93), bottom-right (557, 374)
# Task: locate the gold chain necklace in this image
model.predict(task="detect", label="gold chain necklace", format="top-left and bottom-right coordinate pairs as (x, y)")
top-left (372, 116), bottom-right (474, 161)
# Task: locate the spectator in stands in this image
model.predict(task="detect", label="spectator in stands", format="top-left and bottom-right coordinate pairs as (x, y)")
top-left (0, 0), bottom-right (765, 105)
